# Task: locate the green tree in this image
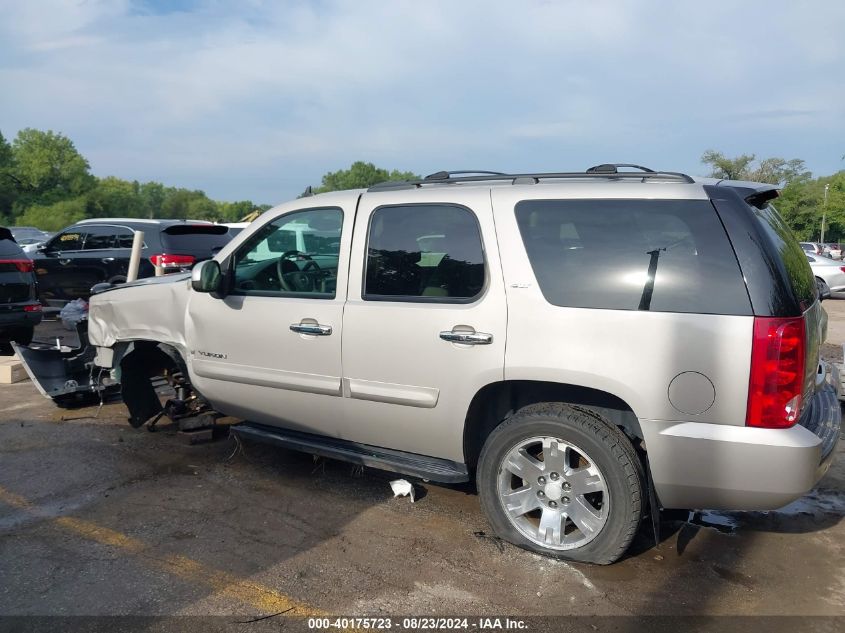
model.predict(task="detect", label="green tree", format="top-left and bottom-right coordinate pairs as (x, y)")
top-left (187, 196), bottom-right (220, 221)
top-left (10, 128), bottom-right (95, 209)
top-left (217, 200), bottom-right (262, 222)
top-left (701, 150), bottom-right (810, 185)
top-left (313, 161), bottom-right (418, 193)
top-left (139, 181), bottom-right (166, 219)
top-left (16, 196), bottom-right (89, 232)
top-left (775, 172), bottom-right (845, 241)
top-left (89, 176), bottom-right (145, 218)
top-left (0, 131), bottom-right (16, 223)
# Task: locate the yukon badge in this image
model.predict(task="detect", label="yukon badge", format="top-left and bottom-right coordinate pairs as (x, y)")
top-left (194, 350), bottom-right (227, 360)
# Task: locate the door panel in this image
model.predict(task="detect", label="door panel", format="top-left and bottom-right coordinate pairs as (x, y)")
top-left (33, 228), bottom-right (88, 304)
top-left (341, 189), bottom-right (507, 462)
top-left (184, 198), bottom-right (357, 434)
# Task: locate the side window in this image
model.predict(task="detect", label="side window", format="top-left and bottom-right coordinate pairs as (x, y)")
top-left (364, 204), bottom-right (485, 302)
top-left (514, 199), bottom-right (752, 315)
top-left (232, 207), bottom-right (343, 298)
top-left (114, 228), bottom-right (137, 249)
top-left (50, 229), bottom-right (85, 252)
top-left (81, 226), bottom-right (117, 250)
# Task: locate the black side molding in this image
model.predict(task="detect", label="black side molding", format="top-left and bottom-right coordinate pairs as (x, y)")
top-left (232, 423), bottom-right (470, 483)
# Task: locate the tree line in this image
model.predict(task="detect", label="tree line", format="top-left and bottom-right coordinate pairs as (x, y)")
top-left (0, 128), bottom-right (271, 231)
top-left (1, 127), bottom-right (842, 242)
top-left (700, 150), bottom-right (844, 242)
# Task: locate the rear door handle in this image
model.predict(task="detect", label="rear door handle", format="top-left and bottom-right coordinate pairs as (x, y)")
top-left (439, 330), bottom-right (493, 345)
top-left (59, 259), bottom-right (72, 266)
top-left (101, 257), bottom-right (115, 263)
top-left (290, 322), bottom-right (332, 336)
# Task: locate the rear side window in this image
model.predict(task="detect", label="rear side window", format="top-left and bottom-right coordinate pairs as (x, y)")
top-left (364, 204), bottom-right (485, 302)
top-left (515, 199), bottom-right (752, 315)
top-left (755, 204), bottom-right (816, 309)
top-left (81, 225), bottom-right (119, 250)
top-left (160, 225), bottom-right (231, 253)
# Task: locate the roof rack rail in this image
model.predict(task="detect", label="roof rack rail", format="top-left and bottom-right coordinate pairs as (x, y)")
top-left (368, 166), bottom-right (694, 191)
top-left (586, 163), bottom-right (656, 174)
top-left (424, 170), bottom-right (507, 180)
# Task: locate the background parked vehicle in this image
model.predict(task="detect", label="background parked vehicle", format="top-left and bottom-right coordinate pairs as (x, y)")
top-left (807, 254), bottom-right (845, 296)
top-left (30, 218), bottom-right (232, 306)
top-left (822, 243), bottom-right (843, 260)
top-left (11, 226), bottom-right (53, 252)
top-left (0, 227), bottom-right (43, 348)
top-left (800, 241), bottom-right (823, 255)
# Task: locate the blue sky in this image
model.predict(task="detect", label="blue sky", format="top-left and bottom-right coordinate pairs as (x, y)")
top-left (1, 0), bottom-right (843, 204)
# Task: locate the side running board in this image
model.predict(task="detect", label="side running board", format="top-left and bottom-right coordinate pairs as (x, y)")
top-left (232, 423), bottom-right (469, 483)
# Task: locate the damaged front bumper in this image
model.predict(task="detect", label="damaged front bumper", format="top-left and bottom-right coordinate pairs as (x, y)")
top-left (12, 321), bottom-right (116, 407)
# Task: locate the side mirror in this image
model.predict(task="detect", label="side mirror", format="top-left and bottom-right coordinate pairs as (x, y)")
top-left (191, 259), bottom-right (222, 294)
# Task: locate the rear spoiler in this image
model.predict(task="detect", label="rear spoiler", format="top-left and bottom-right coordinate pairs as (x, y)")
top-left (713, 180), bottom-right (780, 209)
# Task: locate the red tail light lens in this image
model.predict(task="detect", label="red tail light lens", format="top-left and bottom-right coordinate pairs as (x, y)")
top-left (746, 316), bottom-right (806, 428)
top-left (23, 304), bottom-right (42, 312)
top-left (149, 254), bottom-right (195, 270)
top-left (839, 267), bottom-right (845, 273)
top-left (0, 259), bottom-right (34, 273)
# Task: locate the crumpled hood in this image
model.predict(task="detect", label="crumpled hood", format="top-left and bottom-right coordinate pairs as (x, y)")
top-left (94, 272), bottom-right (191, 294)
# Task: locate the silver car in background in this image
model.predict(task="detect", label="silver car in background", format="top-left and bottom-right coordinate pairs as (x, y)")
top-left (807, 254), bottom-right (845, 295)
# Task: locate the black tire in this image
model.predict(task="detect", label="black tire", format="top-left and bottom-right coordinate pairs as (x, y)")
top-left (9, 326), bottom-right (34, 346)
top-left (477, 403), bottom-right (644, 564)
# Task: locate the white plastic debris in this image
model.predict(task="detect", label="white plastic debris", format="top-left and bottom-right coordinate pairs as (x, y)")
top-left (390, 479), bottom-right (415, 502)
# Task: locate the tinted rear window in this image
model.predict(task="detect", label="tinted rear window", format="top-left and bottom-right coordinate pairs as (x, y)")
top-left (0, 238), bottom-right (24, 257)
top-left (754, 204), bottom-right (816, 309)
top-left (515, 199), bottom-right (752, 315)
top-left (160, 225), bottom-right (231, 253)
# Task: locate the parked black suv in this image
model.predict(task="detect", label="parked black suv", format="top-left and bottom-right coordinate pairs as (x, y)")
top-left (0, 228), bottom-right (43, 347)
top-left (31, 219), bottom-right (232, 306)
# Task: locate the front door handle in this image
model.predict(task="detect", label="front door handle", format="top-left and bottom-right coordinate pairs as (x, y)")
top-left (290, 322), bottom-right (332, 336)
top-left (101, 257), bottom-right (115, 263)
top-left (59, 259), bottom-right (72, 266)
top-left (439, 330), bottom-right (493, 345)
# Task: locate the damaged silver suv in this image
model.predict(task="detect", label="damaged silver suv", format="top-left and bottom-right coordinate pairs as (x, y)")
top-left (19, 165), bottom-right (842, 564)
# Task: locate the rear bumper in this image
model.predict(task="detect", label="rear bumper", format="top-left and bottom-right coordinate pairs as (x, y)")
top-left (646, 364), bottom-right (841, 510)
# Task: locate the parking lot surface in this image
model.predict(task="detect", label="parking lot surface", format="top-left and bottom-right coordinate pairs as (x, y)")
top-left (1, 308), bottom-right (844, 625)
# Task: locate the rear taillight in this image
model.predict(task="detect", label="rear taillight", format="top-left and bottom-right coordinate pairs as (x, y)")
top-left (149, 254), bottom-right (195, 270)
top-left (747, 316), bottom-right (806, 428)
top-left (0, 259), bottom-right (34, 273)
top-left (839, 267), bottom-right (845, 273)
top-left (23, 304), bottom-right (41, 312)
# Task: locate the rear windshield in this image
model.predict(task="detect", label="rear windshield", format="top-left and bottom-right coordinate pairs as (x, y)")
top-left (754, 204), bottom-right (816, 309)
top-left (515, 199), bottom-right (752, 315)
top-left (0, 237), bottom-right (24, 258)
top-left (160, 225), bottom-right (231, 253)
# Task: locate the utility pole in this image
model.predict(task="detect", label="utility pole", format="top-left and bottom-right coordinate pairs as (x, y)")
top-left (820, 183), bottom-right (830, 244)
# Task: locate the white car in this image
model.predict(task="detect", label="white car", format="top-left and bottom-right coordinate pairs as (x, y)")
top-left (807, 254), bottom-right (845, 294)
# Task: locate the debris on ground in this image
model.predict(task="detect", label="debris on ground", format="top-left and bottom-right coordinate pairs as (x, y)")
top-left (390, 478), bottom-right (415, 502)
top-left (59, 298), bottom-right (88, 330)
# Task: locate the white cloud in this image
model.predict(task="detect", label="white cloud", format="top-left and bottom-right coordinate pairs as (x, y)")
top-left (0, 0), bottom-right (843, 202)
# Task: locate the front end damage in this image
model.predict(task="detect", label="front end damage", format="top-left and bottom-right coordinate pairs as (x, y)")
top-left (13, 321), bottom-right (114, 408)
top-left (15, 275), bottom-right (230, 437)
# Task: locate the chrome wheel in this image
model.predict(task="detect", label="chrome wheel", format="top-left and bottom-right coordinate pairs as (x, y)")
top-left (496, 436), bottom-right (609, 550)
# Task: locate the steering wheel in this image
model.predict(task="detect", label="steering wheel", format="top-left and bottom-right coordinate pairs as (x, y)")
top-left (276, 250), bottom-right (321, 292)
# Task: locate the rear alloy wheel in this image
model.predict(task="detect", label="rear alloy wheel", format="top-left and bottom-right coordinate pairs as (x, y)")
top-left (477, 403), bottom-right (644, 564)
top-left (497, 436), bottom-right (609, 550)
